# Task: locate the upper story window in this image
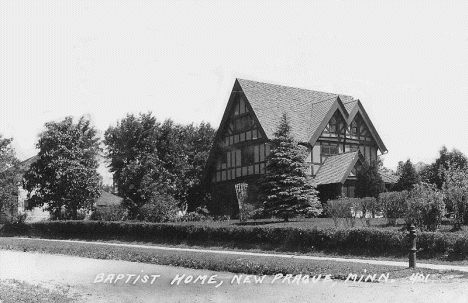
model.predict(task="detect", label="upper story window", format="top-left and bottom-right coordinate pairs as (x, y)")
top-left (323, 111), bottom-right (345, 137)
top-left (321, 145), bottom-right (339, 157)
top-left (242, 145), bottom-right (255, 166)
top-left (233, 115), bottom-right (253, 133)
top-left (329, 117), bottom-right (337, 133)
top-left (350, 120), bottom-right (358, 136)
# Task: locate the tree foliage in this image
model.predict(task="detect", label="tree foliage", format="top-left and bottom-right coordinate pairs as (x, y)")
top-left (355, 159), bottom-right (385, 199)
top-left (24, 116), bottom-right (101, 220)
top-left (420, 146), bottom-right (468, 189)
top-left (379, 190), bottom-right (408, 226)
top-left (395, 159), bottom-right (420, 191)
top-left (442, 163), bottom-right (468, 228)
top-left (104, 112), bottom-right (216, 218)
top-left (0, 135), bottom-right (19, 222)
top-left (260, 113), bottom-right (321, 221)
top-left (405, 183), bottom-right (445, 231)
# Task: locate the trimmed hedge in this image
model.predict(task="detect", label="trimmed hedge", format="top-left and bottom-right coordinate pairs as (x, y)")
top-left (2, 220), bottom-right (468, 258)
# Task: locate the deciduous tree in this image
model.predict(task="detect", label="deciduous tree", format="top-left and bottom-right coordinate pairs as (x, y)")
top-left (0, 135), bottom-right (19, 222)
top-left (24, 117), bottom-right (101, 220)
top-left (420, 146), bottom-right (468, 189)
top-left (104, 112), bottom-right (216, 217)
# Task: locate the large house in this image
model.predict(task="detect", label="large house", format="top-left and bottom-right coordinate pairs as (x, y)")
top-left (205, 79), bottom-right (390, 215)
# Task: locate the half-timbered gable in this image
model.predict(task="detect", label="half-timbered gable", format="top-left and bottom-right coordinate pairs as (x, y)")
top-left (210, 92), bottom-right (271, 184)
top-left (205, 79), bottom-right (389, 215)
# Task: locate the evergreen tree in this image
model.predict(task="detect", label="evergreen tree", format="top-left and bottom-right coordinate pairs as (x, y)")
top-left (355, 159), bottom-right (385, 199)
top-left (260, 113), bottom-right (321, 221)
top-left (395, 159), bottom-right (420, 191)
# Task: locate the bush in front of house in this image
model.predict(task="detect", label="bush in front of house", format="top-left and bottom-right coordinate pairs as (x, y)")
top-left (326, 197), bottom-right (378, 228)
top-left (405, 183), bottom-right (445, 231)
top-left (326, 198), bottom-right (352, 228)
top-left (379, 191), bottom-right (408, 226)
top-left (179, 205), bottom-right (213, 222)
top-left (90, 205), bottom-right (129, 221)
top-left (136, 193), bottom-right (180, 223)
top-left (357, 197), bottom-right (378, 227)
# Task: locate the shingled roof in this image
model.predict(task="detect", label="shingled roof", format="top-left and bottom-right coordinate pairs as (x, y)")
top-left (379, 170), bottom-right (399, 184)
top-left (238, 79), bottom-right (354, 143)
top-left (235, 79), bottom-right (387, 153)
top-left (314, 151), bottom-right (362, 185)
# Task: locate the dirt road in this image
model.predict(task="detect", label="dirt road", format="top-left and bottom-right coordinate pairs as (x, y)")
top-left (1, 250), bottom-right (468, 303)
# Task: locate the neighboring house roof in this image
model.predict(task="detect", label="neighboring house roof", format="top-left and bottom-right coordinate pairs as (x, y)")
top-left (16, 156), bottom-right (39, 172)
top-left (314, 151), bottom-right (363, 185)
top-left (234, 79), bottom-right (387, 153)
top-left (379, 170), bottom-right (399, 184)
top-left (95, 190), bottom-right (123, 207)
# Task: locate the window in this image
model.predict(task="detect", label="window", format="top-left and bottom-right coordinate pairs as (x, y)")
top-left (350, 121), bottom-right (358, 136)
top-left (242, 145), bottom-right (255, 166)
top-left (321, 145), bottom-right (339, 157)
top-left (329, 117), bottom-right (337, 133)
top-left (233, 115), bottom-right (253, 133)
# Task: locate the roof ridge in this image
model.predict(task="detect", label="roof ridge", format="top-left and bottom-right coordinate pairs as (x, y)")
top-left (237, 78), bottom-right (353, 99)
top-left (310, 96), bottom-right (339, 105)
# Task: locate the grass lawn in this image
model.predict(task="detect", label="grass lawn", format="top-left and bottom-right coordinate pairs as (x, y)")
top-left (0, 279), bottom-right (76, 303)
top-left (1, 237), bottom-right (467, 282)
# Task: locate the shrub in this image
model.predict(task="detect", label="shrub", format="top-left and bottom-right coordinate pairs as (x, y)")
top-left (89, 205), bottom-right (128, 221)
top-left (379, 191), bottom-right (408, 226)
top-left (137, 193), bottom-right (179, 223)
top-left (327, 197), bottom-right (380, 227)
top-left (326, 198), bottom-right (352, 228)
top-left (240, 203), bottom-right (257, 221)
top-left (180, 205), bottom-right (213, 222)
top-left (358, 197), bottom-right (378, 227)
top-left (405, 183), bottom-right (445, 231)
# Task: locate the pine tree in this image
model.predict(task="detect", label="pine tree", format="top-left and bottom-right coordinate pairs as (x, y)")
top-left (355, 159), bottom-right (385, 199)
top-left (395, 159), bottom-right (420, 191)
top-left (261, 113), bottom-right (321, 221)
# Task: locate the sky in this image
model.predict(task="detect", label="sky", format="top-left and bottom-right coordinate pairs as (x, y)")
top-left (1, 0), bottom-right (467, 183)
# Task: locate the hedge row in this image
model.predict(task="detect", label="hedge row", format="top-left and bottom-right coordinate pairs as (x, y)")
top-left (2, 221), bottom-right (468, 258)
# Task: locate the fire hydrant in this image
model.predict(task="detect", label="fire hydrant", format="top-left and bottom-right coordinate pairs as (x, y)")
top-left (408, 224), bottom-right (417, 268)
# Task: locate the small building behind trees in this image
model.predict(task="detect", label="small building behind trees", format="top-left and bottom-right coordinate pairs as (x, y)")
top-left (205, 79), bottom-right (390, 215)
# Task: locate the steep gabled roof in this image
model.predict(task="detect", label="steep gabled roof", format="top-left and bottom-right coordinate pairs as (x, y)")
top-left (314, 151), bottom-right (363, 185)
top-left (238, 79), bottom-right (353, 144)
top-left (236, 79), bottom-right (387, 153)
top-left (204, 79), bottom-right (388, 178)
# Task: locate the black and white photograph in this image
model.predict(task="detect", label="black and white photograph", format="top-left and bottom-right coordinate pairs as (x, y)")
top-left (1, 1), bottom-right (468, 302)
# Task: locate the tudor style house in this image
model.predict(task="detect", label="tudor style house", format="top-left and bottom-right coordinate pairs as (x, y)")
top-left (205, 79), bottom-right (390, 215)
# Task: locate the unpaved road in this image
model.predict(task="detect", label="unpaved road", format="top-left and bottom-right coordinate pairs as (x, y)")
top-left (1, 250), bottom-right (468, 303)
